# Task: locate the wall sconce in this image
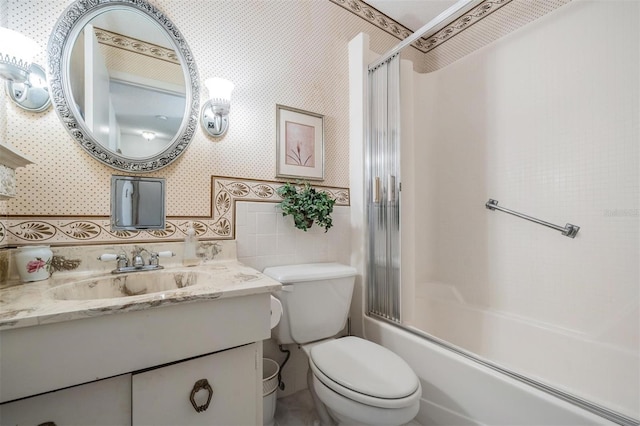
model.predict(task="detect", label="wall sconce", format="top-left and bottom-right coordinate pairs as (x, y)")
top-left (0, 27), bottom-right (51, 112)
top-left (201, 77), bottom-right (234, 137)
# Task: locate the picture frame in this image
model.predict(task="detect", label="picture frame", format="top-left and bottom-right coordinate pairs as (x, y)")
top-left (276, 104), bottom-right (324, 181)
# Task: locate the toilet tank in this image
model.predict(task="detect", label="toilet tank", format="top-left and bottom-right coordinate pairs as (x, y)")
top-left (263, 263), bottom-right (357, 345)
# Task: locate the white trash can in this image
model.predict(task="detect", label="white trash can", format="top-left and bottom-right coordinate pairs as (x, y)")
top-left (263, 358), bottom-right (280, 426)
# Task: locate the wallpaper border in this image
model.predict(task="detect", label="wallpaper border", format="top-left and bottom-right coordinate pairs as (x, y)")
top-left (94, 27), bottom-right (181, 65)
top-left (1, 176), bottom-right (350, 247)
top-left (330, 0), bottom-right (513, 54)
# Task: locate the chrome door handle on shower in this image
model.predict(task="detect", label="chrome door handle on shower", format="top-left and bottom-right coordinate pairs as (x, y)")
top-left (373, 175), bottom-right (397, 203)
top-left (373, 177), bottom-right (380, 203)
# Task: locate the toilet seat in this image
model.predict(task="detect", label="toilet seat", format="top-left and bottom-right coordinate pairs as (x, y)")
top-left (309, 336), bottom-right (421, 409)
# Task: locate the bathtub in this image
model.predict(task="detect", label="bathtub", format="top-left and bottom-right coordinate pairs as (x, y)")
top-left (363, 316), bottom-right (627, 426)
top-left (402, 282), bottom-right (639, 421)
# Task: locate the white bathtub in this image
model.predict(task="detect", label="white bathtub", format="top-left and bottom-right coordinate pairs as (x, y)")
top-left (402, 282), bottom-right (639, 421)
top-left (363, 317), bottom-right (623, 426)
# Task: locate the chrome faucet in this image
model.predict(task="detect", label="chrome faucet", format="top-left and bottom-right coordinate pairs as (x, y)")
top-left (131, 246), bottom-right (147, 268)
top-left (98, 247), bottom-right (175, 274)
top-left (115, 251), bottom-right (129, 270)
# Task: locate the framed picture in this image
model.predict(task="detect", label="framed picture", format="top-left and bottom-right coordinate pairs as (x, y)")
top-left (276, 104), bottom-right (324, 181)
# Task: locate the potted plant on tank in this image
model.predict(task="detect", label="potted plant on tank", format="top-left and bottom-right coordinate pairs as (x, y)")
top-left (277, 181), bottom-right (336, 232)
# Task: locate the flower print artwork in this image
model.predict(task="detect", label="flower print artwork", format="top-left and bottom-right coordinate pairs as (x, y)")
top-left (276, 105), bottom-right (324, 181)
top-left (285, 121), bottom-right (315, 168)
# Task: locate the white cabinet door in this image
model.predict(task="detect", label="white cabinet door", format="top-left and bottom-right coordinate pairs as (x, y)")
top-left (132, 343), bottom-right (260, 426)
top-left (0, 374), bottom-right (131, 426)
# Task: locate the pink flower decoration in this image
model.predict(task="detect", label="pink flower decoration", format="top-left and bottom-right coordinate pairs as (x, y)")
top-left (26, 259), bottom-right (47, 274)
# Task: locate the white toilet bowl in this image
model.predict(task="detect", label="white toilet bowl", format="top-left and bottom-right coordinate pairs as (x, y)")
top-left (304, 336), bottom-right (421, 426)
top-left (263, 264), bottom-right (421, 426)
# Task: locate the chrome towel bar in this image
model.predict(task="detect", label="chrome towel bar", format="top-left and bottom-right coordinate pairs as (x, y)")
top-left (486, 199), bottom-right (580, 238)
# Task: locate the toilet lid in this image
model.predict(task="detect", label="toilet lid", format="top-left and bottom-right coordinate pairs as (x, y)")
top-left (309, 336), bottom-right (419, 400)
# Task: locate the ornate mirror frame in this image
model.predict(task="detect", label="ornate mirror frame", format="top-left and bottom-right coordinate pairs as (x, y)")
top-left (48, 0), bottom-right (199, 173)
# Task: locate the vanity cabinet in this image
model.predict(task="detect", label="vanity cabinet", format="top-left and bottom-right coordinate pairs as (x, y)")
top-left (132, 343), bottom-right (260, 425)
top-left (0, 343), bottom-right (260, 426)
top-left (0, 374), bottom-right (131, 425)
top-left (0, 293), bottom-right (272, 425)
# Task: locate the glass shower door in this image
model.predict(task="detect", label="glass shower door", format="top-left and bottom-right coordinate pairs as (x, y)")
top-left (366, 54), bottom-right (401, 322)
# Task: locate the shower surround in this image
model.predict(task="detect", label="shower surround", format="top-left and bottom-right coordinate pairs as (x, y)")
top-left (356, 0), bottom-right (639, 423)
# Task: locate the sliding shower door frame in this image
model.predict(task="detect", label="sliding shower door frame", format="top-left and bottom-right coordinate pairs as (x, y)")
top-left (365, 54), bottom-right (402, 324)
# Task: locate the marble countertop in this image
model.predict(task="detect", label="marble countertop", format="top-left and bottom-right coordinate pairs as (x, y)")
top-left (0, 260), bottom-right (281, 331)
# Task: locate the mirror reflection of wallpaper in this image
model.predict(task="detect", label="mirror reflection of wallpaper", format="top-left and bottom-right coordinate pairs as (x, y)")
top-left (94, 28), bottom-right (186, 158)
top-left (96, 28), bottom-right (184, 86)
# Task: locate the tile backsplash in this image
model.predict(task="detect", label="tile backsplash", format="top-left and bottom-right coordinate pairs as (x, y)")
top-left (236, 202), bottom-right (351, 273)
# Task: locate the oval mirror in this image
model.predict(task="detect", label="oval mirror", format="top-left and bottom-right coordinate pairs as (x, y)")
top-left (48, 0), bottom-right (199, 172)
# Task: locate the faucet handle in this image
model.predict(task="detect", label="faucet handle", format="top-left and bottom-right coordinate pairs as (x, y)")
top-left (97, 254), bottom-right (118, 262)
top-left (149, 251), bottom-right (174, 266)
top-left (98, 253), bottom-right (129, 269)
top-left (116, 253), bottom-right (129, 269)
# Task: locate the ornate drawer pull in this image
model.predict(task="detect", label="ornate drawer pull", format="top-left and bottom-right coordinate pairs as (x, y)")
top-left (189, 378), bottom-right (213, 413)
top-left (38, 423), bottom-right (57, 426)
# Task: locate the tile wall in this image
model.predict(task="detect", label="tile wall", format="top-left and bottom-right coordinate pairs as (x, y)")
top-left (236, 202), bottom-right (351, 273)
top-left (404, 0), bottom-right (639, 418)
top-left (235, 200), bottom-right (352, 397)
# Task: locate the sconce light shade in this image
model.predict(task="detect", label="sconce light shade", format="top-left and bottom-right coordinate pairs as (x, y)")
top-left (205, 77), bottom-right (234, 104)
top-left (0, 27), bottom-right (50, 112)
top-left (0, 27), bottom-right (39, 82)
top-left (201, 77), bottom-right (234, 137)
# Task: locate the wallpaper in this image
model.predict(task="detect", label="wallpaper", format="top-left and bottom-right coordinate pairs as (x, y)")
top-left (1, 0), bottom-right (413, 246)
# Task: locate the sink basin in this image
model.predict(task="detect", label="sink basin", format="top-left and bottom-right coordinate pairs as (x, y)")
top-left (49, 270), bottom-right (213, 301)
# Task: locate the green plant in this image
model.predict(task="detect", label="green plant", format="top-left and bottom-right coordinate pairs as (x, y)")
top-left (277, 181), bottom-right (336, 232)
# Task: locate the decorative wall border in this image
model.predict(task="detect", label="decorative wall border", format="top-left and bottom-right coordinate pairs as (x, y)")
top-left (330, 0), bottom-right (513, 54)
top-left (416, 0), bottom-right (512, 53)
top-left (330, 0), bottom-right (413, 46)
top-left (1, 177), bottom-right (350, 247)
top-left (94, 27), bottom-right (181, 65)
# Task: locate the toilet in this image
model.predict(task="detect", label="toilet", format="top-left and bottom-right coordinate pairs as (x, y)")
top-left (263, 263), bottom-right (421, 426)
